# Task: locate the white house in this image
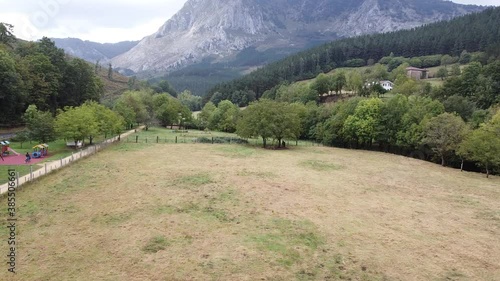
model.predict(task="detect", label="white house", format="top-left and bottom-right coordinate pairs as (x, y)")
top-left (379, 80), bottom-right (394, 91)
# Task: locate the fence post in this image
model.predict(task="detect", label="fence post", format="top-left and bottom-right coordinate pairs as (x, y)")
top-left (60, 158), bottom-right (63, 167)
top-left (136, 136), bottom-right (138, 143)
top-left (45, 163), bottom-right (47, 175)
top-left (157, 136), bottom-right (159, 143)
top-left (212, 137), bottom-right (214, 144)
top-left (146, 138), bottom-right (148, 143)
top-left (175, 136), bottom-right (178, 144)
top-left (30, 166), bottom-right (33, 181)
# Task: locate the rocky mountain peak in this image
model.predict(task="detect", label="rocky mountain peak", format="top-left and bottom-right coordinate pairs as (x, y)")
top-left (111, 0), bottom-right (484, 75)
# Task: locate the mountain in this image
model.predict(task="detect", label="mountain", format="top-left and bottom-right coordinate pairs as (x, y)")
top-left (53, 38), bottom-right (139, 63)
top-left (112, 0), bottom-right (485, 78)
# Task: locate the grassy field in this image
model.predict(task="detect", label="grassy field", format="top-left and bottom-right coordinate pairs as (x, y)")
top-left (0, 140), bottom-right (499, 280)
top-left (125, 127), bottom-right (318, 147)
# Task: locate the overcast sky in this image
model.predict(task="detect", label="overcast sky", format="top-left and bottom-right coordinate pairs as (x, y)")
top-left (0, 0), bottom-right (499, 43)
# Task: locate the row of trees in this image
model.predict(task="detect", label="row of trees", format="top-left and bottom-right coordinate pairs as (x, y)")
top-left (1, 32), bottom-right (104, 125)
top-left (113, 90), bottom-right (192, 130)
top-left (20, 102), bottom-right (124, 145)
top-left (225, 96), bottom-right (499, 176)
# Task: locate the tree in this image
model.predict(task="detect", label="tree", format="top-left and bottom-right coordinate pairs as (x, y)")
top-left (85, 102), bottom-right (124, 138)
top-left (60, 58), bottom-right (104, 106)
top-left (0, 22), bottom-right (16, 47)
top-left (377, 94), bottom-right (409, 151)
top-left (440, 55), bottom-right (454, 67)
top-left (317, 98), bottom-right (361, 146)
top-left (114, 91), bottom-right (152, 127)
top-left (55, 105), bottom-right (99, 145)
top-left (198, 102), bottom-right (217, 129)
top-left (20, 53), bottom-right (61, 112)
top-left (450, 65), bottom-right (461, 76)
top-left (436, 67), bottom-right (448, 80)
top-left (237, 100), bottom-right (301, 148)
top-left (346, 71), bottom-right (363, 95)
top-left (277, 83), bottom-right (318, 104)
top-left (156, 80), bottom-right (177, 97)
top-left (459, 50), bottom-right (471, 64)
top-left (397, 96), bottom-right (445, 150)
top-left (458, 112), bottom-right (500, 177)
top-left (153, 93), bottom-right (190, 128)
top-left (422, 113), bottom-right (468, 166)
top-left (23, 105), bottom-right (56, 143)
top-left (310, 73), bottom-right (331, 95)
top-left (442, 95), bottom-right (476, 121)
top-left (237, 100), bottom-right (274, 147)
top-left (331, 71), bottom-right (346, 94)
top-left (210, 100), bottom-right (239, 132)
top-left (343, 98), bottom-right (383, 147)
top-left (0, 49), bottom-right (25, 124)
top-left (108, 63), bottom-right (113, 79)
top-left (179, 90), bottom-right (202, 111)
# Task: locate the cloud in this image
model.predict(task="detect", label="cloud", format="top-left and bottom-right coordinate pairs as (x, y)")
top-left (451, 0), bottom-right (500, 5)
top-left (0, 0), bottom-right (188, 43)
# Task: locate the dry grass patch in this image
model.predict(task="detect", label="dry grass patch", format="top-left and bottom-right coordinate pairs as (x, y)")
top-left (0, 142), bottom-right (499, 281)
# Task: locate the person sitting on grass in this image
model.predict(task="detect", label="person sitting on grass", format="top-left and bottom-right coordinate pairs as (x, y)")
top-left (25, 152), bottom-right (31, 163)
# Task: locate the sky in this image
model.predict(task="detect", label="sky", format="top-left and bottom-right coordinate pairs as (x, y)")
top-left (0, 0), bottom-right (499, 43)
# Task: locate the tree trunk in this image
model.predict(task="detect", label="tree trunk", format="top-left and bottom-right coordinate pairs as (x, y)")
top-left (277, 138), bottom-right (282, 148)
top-left (460, 159), bottom-right (464, 171)
top-left (486, 164), bottom-right (489, 178)
top-left (262, 137), bottom-right (267, 148)
top-left (441, 155), bottom-right (445, 166)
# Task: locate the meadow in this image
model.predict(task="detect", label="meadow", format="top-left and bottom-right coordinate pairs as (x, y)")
top-left (0, 137), bottom-right (498, 280)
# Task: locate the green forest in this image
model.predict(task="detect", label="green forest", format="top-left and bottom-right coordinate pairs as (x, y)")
top-left (205, 7), bottom-right (500, 104)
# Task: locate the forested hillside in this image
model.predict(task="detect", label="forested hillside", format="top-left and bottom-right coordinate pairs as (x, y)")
top-left (0, 24), bottom-right (104, 127)
top-left (206, 7), bottom-right (500, 103)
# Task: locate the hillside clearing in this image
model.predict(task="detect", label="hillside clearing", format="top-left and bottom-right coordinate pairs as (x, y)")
top-left (1, 142), bottom-right (499, 280)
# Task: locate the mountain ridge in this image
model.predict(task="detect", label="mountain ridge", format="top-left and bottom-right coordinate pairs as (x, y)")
top-left (52, 38), bottom-right (139, 63)
top-left (111, 0), bottom-right (485, 75)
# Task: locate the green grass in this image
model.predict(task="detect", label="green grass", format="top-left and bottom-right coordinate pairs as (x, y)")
top-left (249, 219), bottom-right (325, 267)
top-left (300, 160), bottom-right (342, 171)
top-left (175, 173), bottom-right (215, 187)
top-left (142, 236), bottom-right (171, 253)
top-left (126, 127), bottom-right (320, 148)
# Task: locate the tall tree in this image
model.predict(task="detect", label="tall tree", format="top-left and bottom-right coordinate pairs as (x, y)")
top-left (0, 22), bottom-right (16, 47)
top-left (55, 105), bottom-right (99, 145)
top-left (422, 113), bottom-right (468, 166)
top-left (343, 98), bottom-right (384, 147)
top-left (458, 112), bottom-right (500, 177)
top-left (23, 105), bottom-right (56, 143)
top-left (0, 49), bottom-right (25, 124)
